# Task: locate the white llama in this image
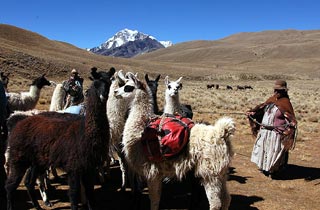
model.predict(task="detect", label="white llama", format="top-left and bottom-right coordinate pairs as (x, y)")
top-left (106, 70), bottom-right (132, 190)
top-left (6, 74), bottom-right (51, 111)
top-left (115, 73), bottom-right (235, 210)
top-left (164, 76), bottom-right (193, 118)
top-left (49, 83), bottom-right (66, 111)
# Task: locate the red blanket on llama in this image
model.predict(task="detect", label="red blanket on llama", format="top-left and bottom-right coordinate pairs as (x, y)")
top-left (141, 114), bottom-right (194, 162)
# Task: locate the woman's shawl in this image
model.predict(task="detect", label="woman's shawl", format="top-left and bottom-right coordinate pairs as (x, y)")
top-left (248, 95), bottom-right (297, 150)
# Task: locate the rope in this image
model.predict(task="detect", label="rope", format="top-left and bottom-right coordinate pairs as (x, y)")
top-left (193, 111), bottom-right (245, 115)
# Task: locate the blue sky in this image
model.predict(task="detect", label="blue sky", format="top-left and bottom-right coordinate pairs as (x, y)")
top-left (1, 0), bottom-right (320, 49)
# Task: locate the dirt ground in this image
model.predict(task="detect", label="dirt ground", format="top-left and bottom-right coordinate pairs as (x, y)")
top-left (10, 130), bottom-right (320, 210)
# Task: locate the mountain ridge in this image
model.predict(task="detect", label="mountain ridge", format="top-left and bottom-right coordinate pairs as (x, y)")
top-left (1, 24), bottom-right (320, 81)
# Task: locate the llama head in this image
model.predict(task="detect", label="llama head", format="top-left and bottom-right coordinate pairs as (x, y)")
top-left (145, 74), bottom-right (160, 97)
top-left (90, 67), bottom-right (115, 102)
top-left (31, 74), bottom-right (51, 89)
top-left (165, 76), bottom-right (183, 97)
top-left (0, 72), bottom-right (10, 89)
top-left (114, 72), bottom-right (143, 100)
top-left (90, 67), bottom-right (116, 81)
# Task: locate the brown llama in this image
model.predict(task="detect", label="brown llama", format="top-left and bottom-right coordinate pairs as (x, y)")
top-left (0, 80), bottom-right (8, 210)
top-left (5, 68), bottom-right (115, 210)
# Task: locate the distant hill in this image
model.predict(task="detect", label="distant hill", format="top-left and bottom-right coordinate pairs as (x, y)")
top-left (1, 24), bottom-right (320, 81)
top-left (134, 30), bottom-right (320, 79)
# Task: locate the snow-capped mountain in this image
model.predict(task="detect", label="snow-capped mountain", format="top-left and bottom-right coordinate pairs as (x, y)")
top-left (89, 29), bottom-right (173, 58)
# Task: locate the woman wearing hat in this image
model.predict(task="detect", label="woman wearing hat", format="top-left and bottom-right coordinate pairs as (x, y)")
top-left (246, 80), bottom-right (297, 178)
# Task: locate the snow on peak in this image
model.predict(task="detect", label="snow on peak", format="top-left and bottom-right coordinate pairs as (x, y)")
top-left (101, 28), bottom-right (171, 49)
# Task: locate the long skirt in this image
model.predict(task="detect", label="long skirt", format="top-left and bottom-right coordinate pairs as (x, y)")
top-left (251, 129), bottom-right (286, 173)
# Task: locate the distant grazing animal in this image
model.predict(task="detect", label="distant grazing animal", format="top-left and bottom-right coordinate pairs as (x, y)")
top-left (226, 85), bottom-right (233, 90)
top-left (115, 73), bottom-right (235, 210)
top-left (236, 85), bottom-right (245, 90)
top-left (164, 76), bottom-right (193, 119)
top-left (215, 84), bottom-right (219, 89)
top-left (244, 85), bottom-right (253, 89)
top-left (5, 68), bottom-right (115, 210)
top-left (145, 74), bottom-right (161, 115)
top-left (207, 84), bottom-right (214, 89)
top-left (6, 74), bottom-right (51, 111)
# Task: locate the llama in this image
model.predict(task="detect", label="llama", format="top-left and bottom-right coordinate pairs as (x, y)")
top-left (105, 69), bottom-right (132, 190)
top-left (49, 83), bottom-right (66, 111)
top-left (5, 68), bottom-right (115, 210)
top-left (145, 73), bottom-right (161, 115)
top-left (164, 76), bottom-right (193, 119)
top-left (95, 68), bottom-right (142, 192)
top-left (6, 74), bottom-right (51, 111)
top-left (0, 81), bottom-right (8, 209)
top-left (115, 73), bottom-right (235, 210)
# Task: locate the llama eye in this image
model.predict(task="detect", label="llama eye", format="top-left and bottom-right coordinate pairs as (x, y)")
top-left (168, 85), bottom-right (171, 89)
top-left (124, 85), bottom-right (134, 92)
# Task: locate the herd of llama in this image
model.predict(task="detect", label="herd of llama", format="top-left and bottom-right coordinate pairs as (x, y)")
top-left (0, 68), bottom-right (236, 210)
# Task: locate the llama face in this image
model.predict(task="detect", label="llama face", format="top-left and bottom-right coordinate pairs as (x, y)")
top-left (145, 74), bottom-right (160, 96)
top-left (165, 76), bottom-right (183, 97)
top-left (114, 72), bottom-right (138, 100)
top-left (32, 74), bottom-right (52, 89)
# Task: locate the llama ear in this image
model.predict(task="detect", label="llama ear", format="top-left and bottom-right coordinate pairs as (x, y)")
top-left (118, 70), bottom-right (126, 82)
top-left (109, 67), bottom-right (116, 75)
top-left (155, 74), bottom-right (161, 82)
top-left (165, 76), bottom-right (169, 86)
top-left (91, 67), bottom-right (97, 73)
top-left (145, 74), bottom-right (149, 82)
top-left (176, 77), bottom-right (183, 83)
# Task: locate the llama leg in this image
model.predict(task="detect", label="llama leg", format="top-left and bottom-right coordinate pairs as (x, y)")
top-left (81, 171), bottom-right (95, 210)
top-left (147, 177), bottom-right (162, 210)
top-left (68, 172), bottom-right (80, 210)
top-left (116, 144), bottom-right (127, 191)
top-left (37, 173), bottom-right (53, 207)
top-left (24, 167), bottom-right (43, 210)
top-left (0, 163), bottom-right (7, 210)
top-left (5, 165), bottom-right (28, 210)
top-left (202, 177), bottom-right (230, 210)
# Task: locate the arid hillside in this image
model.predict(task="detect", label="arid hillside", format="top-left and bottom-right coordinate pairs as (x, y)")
top-left (1, 24), bottom-right (320, 82)
top-left (135, 30), bottom-right (320, 79)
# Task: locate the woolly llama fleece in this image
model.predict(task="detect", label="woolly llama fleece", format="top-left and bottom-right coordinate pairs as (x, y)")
top-left (115, 73), bottom-right (236, 210)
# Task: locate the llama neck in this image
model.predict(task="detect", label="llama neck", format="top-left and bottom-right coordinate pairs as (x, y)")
top-left (28, 85), bottom-right (41, 101)
top-left (85, 87), bottom-right (108, 146)
top-left (164, 94), bottom-right (180, 115)
top-left (122, 87), bottom-right (153, 167)
top-left (124, 88), bottom-right (153, 143)
top-left (151, 92), bottom-right (159, 114)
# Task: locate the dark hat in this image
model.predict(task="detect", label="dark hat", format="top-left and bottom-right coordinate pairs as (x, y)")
top-left (274, 80), bottom-right (288, 90)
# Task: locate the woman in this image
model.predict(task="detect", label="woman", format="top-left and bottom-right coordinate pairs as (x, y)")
top-left (247, 80), bottom-right (297, 178)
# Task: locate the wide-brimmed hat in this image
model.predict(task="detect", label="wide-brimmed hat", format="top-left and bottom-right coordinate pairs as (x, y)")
top-left (71, 69), bottom-right (78, 74)
top-left (274, 80), bottom-right (288, 90)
